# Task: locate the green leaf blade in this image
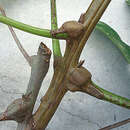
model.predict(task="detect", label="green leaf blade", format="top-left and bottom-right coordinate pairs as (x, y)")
top-left (96, 21), bottom-right (130, 64)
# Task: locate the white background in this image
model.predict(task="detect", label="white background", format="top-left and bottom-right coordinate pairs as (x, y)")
top-left (0, 0), bottom-right (130, 130)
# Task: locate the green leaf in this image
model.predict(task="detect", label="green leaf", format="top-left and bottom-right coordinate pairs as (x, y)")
top-left (96, 21), bottom-right (130, 64)
top-left (126, 0), bottom-right (130, 5)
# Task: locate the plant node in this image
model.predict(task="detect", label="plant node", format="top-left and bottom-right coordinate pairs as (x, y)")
top-left (51, 21), bottom-right (84, 39)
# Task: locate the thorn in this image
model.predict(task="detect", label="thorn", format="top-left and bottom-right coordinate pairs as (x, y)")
top-left (0, 112), bottom-right (7, 121)
top-left (39, 42), bottom-right (52, 55)
top-left (77, 60), bottom-right (85, 68)
top-left (22, 92), bottom-right (32, 100)
top-left (78, 13), bottom-right (85, 24)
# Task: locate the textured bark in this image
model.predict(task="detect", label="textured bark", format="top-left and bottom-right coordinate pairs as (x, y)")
top-left (16, 42), bottom-right (51, 130)
top-left (0, 42), bottom-right (51, 130)
top-left (30, 0), bottom-right (112, 129)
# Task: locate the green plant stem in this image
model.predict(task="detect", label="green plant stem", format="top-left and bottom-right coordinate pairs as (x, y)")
top-left (92, 82), bottom-right (130, 109)
top-left (0, 14), bottom-right (68, 39)
top-left (50, 0), bottom-right (62, 57)
top-left (96, 21), bottom-right (130, 64)
top-left (126, 0), bottom-right (130, 5)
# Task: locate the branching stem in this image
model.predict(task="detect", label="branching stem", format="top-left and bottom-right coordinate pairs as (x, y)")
top-left (17, 42), bottom-right (51, 130)
top-left (31, 0), bottom-right (112, 130)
